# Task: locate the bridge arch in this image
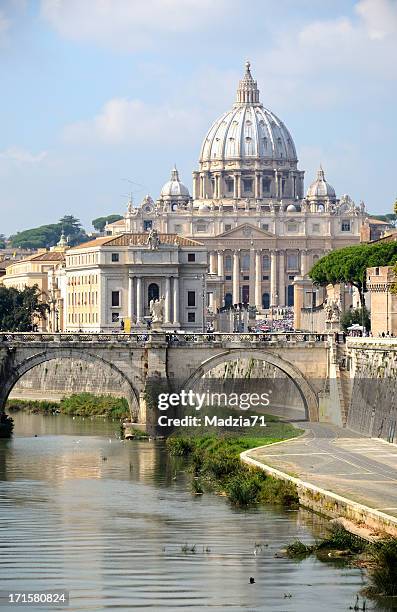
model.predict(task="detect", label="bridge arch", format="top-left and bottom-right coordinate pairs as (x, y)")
top-left (180, 349), bottom-right (319, 421)
top-left (0, 348), bottom-right (140, 419)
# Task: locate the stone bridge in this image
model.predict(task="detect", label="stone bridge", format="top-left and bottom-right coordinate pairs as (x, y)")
top-left (0, 332), bottom-right (338, 426)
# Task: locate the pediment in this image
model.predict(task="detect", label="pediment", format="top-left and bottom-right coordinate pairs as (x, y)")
top-left (216, 223), bottom-right (274, 239)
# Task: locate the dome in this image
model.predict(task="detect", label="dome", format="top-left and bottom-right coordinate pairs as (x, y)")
top-left (307, 166), bottom-right (336, 199)
top-left (199, 62), bottom-right (297, 163)
top-left (160, 166), bottom-right (190, 198)
top-left (286, 204), bottom-right (297, 212)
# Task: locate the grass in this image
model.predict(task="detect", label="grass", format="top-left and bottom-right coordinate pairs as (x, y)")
top-left (166, 414), bottom-right (302, 508)
top-left (7, 393), bottom-right (130, 419)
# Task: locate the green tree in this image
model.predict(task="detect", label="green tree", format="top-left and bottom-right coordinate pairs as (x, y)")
top-left (309, 241), bottom-right (397, 307)
top-left (340, 306), bottom-right (370, 332)
top-left (92, 214), bottom-right (123, 232)
top-left (0, 286), bottom-right (49, 331)
top-left (9, 215), bottom-right (89, 249)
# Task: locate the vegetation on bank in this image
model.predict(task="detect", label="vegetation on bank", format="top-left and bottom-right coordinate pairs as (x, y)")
top-left (166, 418), bottom-right (301, 508)
top-left (7, 393), bottom-right (130, 419)
top-left (285, 524), bottom-right (397, 600)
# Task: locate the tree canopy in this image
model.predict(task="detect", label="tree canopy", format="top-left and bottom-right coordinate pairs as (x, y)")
top-left (9, 215), bottom-right (89, 249)
top-left (0, 286), bottom-right (49, 331)
top-left (309, 241), bottom-right (397, 305)
top-left (92, 214), bottom-right (123, 232)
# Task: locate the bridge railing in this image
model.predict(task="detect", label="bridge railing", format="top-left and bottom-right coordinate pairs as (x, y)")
top-left (0, 331), bottom-right (332, 345)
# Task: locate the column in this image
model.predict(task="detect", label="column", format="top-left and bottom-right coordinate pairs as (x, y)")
top-left (301, 249), bottom-right (308, 276)
top-left (279, 250), bottom-right (286, 307)
top-left (136, 277), bottom-right (143, 324)
top-left (255, 250), bottom-right (262, 309)
top-left (270, 250), bottom-right (278, 306)
top-left (209, 251), bottom-right (217, 275)
top-left (164, 276), bottom-right (171, 323)
top-left (255, 172), bottom-right (261, 199)
top-left (217, 251), bottom-right (224, 277)
top-left (192, 172), bottom-right (199, 200)
top-left (128, 275), bottom-right (134, 319)
top-left (173, 277), bottom-right (180, 325)
top-left (235, 173), bottom-right (241, 199)
top-left (232, 250), bottom-right (240, 304)
top-left (233, 174), bottom-right (238, 199)
top-left (249, 248), bottom-right (256, 307)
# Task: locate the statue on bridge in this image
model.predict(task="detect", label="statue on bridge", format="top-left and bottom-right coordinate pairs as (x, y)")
top-left (150, 296), bottom-right (165, 324)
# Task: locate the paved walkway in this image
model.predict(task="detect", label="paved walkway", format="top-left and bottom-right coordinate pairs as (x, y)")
top-left (248, 422), bottom-right (397, 518)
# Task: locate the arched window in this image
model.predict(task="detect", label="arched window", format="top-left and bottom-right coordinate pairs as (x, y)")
top-left (224, 293), bottom-right (233, 308)
top-left (148, 283), bottom-right (159, 306)
top-left (225, 255), bottom-right (232, 272)
top-left (262, 292), bottom-right (270, 309)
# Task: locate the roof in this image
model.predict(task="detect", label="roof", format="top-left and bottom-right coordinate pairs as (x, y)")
top-left (12, 251), bottom-right (66, 264)
top-left (368, 218), bottom-right (393, 225)
top-left (69, 233), bottom-right (204, 250)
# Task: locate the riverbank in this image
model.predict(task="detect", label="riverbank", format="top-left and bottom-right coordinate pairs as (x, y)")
top-left (6, 393), bottom-right (130, 420)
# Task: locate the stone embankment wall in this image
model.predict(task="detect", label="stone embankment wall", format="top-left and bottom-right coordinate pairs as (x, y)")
top-left (11, 359), bottom-right (130, 400)
top-left (242, 449), bottom-right (397, 538)
top-left (347, 338), bottom-right (397, 443)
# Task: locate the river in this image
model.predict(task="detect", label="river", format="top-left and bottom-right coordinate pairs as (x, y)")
top-left (0, 412), bottom-right (381, 611)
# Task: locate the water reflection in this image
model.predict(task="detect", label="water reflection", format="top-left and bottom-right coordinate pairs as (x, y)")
top-left (0, 413), bottom-right (383, 611)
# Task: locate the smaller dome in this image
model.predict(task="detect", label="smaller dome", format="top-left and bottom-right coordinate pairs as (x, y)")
top-left (307, 166), bottom-right (336, 199)
top-left (160, 166), bottom-right (190, 198)
top-left (286, 204), bottom-right (297, 212)
top-left (198, 201), bottom-right (211, 211)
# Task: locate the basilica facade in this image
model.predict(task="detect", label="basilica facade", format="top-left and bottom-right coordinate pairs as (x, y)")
top-left (107, 62), bottom-right (366, 313)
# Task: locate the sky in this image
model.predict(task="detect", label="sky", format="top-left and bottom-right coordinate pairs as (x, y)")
top-left (1, 0), bottom-right (397, 236)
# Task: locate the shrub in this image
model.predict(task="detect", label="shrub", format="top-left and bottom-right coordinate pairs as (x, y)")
top-left (367, 538), bottom-right (397, 597)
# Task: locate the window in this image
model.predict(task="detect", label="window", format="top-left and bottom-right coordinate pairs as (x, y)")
top-left (143, 220), bottom-right (153, 231)
top-left (187, 291), bottom-right (196, 307)
top-left (287, 285), bottom-right (294, 307)
top-left (287, 254), bottom-right (299, 270)
top-left (224, 224), bottom-right (232, 232)
top-left (148, 283), bottom-right (159, 305)
top-left (111, 253), bottom-right (119, 262)
top-left (188, 312), bottom-right (196, 323)
top-left (243, 275), bottom-right (249, 281)
top-left (261, 223), bottom-right (269, 231)
top-left (262, 254), bottom-right (270, 269)
top-left (187, 253), bottom-right (196, 262)
top-left (287, 222), bottom-right (298, 232)
top-left (341, 219), bottom-right (351, 232)
top-left (262, 275), bottom-right (269, 281)
top-left (225, 275), bottom-right (232, 281)
top-left (111, 291), bottom-right (120, 307)
top-left (224, 293), bottom-right (233, 308)
top-left (262, 178), bottom-right (271, 193)
top-left (243, 178), bottom-right (253, 193)
top-left (196, 223), bottom-right (207, 233)
top-left (174, 224), bottom-right (182, 233)
top-left (241, 253), bottom-right (250, 270)
top-left (262, 292), bottom-right (270, 309)
top-left (288, 275), bottom-right (295, 280)
top-left (112, 312), bottom-right (120, 322)
top-left (225, 178), bottom-right (234, 193)
top-left (225, 255), bottom-right (232, 271)
top-left (312, 223), bottom-right (320, 233)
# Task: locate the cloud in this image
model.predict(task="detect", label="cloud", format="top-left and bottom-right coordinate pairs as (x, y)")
top-left (63, 97), bottom-right (205, 147)
top-left (40, 0), bottom-right (230, 51)
top-left (250, 0), bottom-right (397, 112)
top-left (0, 10), bottom-right (10, 44)
top-left (0, 147), bottom-right (48, 163)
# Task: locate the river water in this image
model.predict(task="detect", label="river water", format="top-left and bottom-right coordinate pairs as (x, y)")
top-left (0, 412), bottom-right (381, 611)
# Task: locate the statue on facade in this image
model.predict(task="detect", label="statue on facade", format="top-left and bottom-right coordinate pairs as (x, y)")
top-left (147, 228), bottom-right (160, 250)
top-left (325, 299), bottom-right (341, 323)
top-left (150, 297), bottom-right (165, 323)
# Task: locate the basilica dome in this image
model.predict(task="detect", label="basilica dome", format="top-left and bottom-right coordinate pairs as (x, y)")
top-left (306, 166), bottom-right (336, 199)
top-left (160, 166), bottom-right (190, 199)
top-left (199, 62), bottom-right (297, 164)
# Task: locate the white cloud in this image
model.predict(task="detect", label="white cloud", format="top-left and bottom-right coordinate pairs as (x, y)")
top-left (40, 0), bottom-right (230, 51)
top-left (0, 147), bottom-right (48, 163)
top-left (63, 97), bottom-right (205, 147)
top-left (0, 10), bottom-right (10, 44)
